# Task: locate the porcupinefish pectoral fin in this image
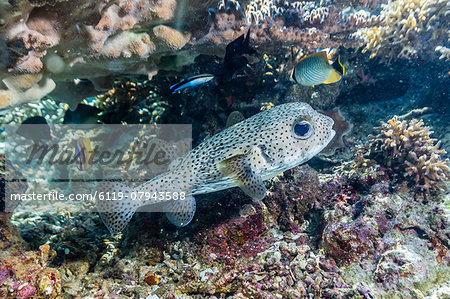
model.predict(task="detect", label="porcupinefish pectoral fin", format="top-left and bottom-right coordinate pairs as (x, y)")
top-left (225, 111), bottom-right (245, 128)
top-left (164, 196), bottom-right (196, 227)
top-left (96, 181), bottom-right (142, 234)
top-left (219, 154), bottom-right (266, 201)
top-left (323, 69), bottom-right (342, 84)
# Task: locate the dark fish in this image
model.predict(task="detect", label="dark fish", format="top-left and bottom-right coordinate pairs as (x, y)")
top-left (223, 28), bottom-right (257, 77)
top-left (170, 28), bottom-right (257, 93)
top-left (292, 51), bottom-right (345, 86)
top-left (63, 104), bottom-right (101, 125)
top-left (21, 116), bottom-right (48, 125)
top-left (16, 116), bottom-right (52, 141)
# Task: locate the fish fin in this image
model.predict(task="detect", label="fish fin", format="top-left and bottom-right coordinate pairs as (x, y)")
top-left (243, 28), bottom-right (256, 55)
top-left (226, 34), bottom-right (245, 56)
top-left (96, 181), bottom-right (142, 234)
top-left (225, 111), bottom-right (245, 128)
top-left (76, 138), bottom-right (93, 171)
top-left (297, 50), bottom-right (329, 63)
top-left (164, 196), bottom-right (196, 227)
top-left (169, 81), bottom-right (185, 93)
top-left (331, 55), bottom-right (345, 76)
top-left (290, 65), bottom-right (298, 83)
top-left (219, 154), bottom-right (266, 200)
top-left (323, 69), bottom-right (342, 84)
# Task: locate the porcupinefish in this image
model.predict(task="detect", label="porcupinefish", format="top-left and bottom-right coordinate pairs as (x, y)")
top-left (97, 102), bottom-right (335, 234)
top-left (170, 28), bottom-right (257, 93)
top-left (292, 51), bottom-right (345, 86)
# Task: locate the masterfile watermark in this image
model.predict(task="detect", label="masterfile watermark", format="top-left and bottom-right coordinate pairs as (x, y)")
top-left (9, 191), bottom-right (95, 202)
top-left (3, 124), bottom-right (193, 213)
top-left (24, 140), bottom-right (172, 170)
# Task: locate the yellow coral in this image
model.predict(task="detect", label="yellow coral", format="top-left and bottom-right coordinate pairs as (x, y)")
top-left (354, 0), bottom-right (447, 59)
top-left (152, 25), bottom-right (191, 50)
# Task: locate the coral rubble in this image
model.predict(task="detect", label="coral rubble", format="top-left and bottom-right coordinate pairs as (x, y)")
top-left (0, 244), bottom-right (62, 298)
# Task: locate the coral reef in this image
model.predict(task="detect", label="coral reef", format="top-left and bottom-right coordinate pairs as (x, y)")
top-left (0, 244), bottom-right (62, 298)
top-left (0, 155), bottom-right (28, 251)
top-left (354, 0), bottom-right (449, 59)
top-left (0, 0), bottom-right (198, 111)
top-left (435, 46), bottom-right (450, 61)
top-left (206, 0), bottom-right (381, 53)
top-left (0, 0), bottom-right (446, 113)
top-left (318, 107), bottom-right (353, 156)
top-left (95, 78), bottom-right (169, 124)
top-left (0, 74), bottom-right (55, 110)
top-left (7, 161), bottom-right (447, 298)
top-left (354, 116), bottom-right (449, 194)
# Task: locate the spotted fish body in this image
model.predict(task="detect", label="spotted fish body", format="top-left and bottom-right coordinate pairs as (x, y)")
top-left (97, 102), bottom-right (335, 233)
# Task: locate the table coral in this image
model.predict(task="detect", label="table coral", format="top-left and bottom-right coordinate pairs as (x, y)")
top-left (0, 0), bottom-right (191, 111)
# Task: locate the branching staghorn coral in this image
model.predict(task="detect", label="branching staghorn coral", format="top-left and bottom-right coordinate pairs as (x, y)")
top-left (355, 116), bottom-right (449, 194)
top-left (353, 0), bottom-right (449, 59)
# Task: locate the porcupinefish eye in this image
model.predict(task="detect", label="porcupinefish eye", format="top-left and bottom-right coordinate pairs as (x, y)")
top-left (293, 121), bottom-right (314, 139)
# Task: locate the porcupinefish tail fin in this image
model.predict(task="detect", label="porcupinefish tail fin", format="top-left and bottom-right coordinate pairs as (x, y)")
top-left (96, 181), bottom-right (142, 234)
top-left (163, 196), bottom-right (196, 227)
top-left (219, 154), bottom-right (266, 201)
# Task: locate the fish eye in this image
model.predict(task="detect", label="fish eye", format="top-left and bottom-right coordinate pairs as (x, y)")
top-left (293, 121), bottom-right (313, 139)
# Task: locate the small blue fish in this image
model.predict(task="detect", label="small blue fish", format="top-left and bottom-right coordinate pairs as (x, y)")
top-left (170, 74), bottom-right (215, 93)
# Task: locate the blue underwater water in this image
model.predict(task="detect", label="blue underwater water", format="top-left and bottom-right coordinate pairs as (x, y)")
top-left (0, 0), bottom-right (449, 298)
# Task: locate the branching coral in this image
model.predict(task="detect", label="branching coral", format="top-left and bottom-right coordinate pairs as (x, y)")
top-left (205, 0), bottom-right (381, 56)
top-left (218, 0), bottom-right (380, 48)
top-left (355, 116), bottom-right (449, 193)
top-left (354, 0), bottom-right (449, 59)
